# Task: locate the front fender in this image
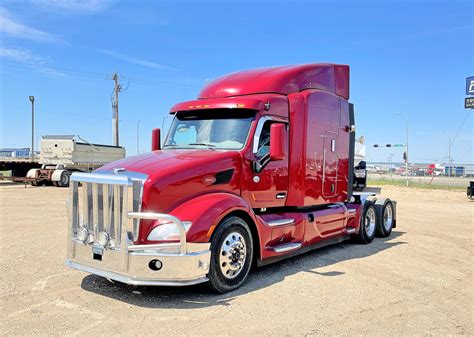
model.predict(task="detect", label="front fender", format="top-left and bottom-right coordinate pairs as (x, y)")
top-left (169, 192), bottom-right (257, 243)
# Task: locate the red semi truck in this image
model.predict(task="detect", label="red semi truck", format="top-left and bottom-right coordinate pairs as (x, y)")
top-left (66, 64), bottom-right (397, 293)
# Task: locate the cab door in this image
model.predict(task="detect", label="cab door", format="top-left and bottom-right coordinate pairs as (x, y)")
top-left (243, 118), bottom-right (289, 209)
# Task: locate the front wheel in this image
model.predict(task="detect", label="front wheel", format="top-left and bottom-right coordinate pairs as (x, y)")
top-left (207, 216), bottom-right (253, 293)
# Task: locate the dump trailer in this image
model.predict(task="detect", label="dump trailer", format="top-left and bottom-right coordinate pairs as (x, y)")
top-left (26, 136), bottom-right (125, 187)
top-left (66, 63), bottom-right (397, 293)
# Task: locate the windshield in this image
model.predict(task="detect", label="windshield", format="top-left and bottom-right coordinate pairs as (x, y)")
top-left (164, 109), bottom-right (256, 150)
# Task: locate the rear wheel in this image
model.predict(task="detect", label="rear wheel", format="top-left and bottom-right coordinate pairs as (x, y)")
top-left (207, 216), bottom-right (253, 293)
top-left (353, 203), bottom-right (377, 244)
top-left (375, 200), bottom-right (394, 237)
top-left (57, 171), bottom-right (70, 187)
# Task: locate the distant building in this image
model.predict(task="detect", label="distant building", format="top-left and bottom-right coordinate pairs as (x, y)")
top-left (0, 148), bottom-right (30, 158)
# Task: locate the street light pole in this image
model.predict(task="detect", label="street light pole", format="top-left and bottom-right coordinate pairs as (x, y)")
top-left (136, 120), bottom-right (141, 154)
top-left (29, 96), bottom-right (35, 160)
top-left (397, 112), bottom-right (409, 187)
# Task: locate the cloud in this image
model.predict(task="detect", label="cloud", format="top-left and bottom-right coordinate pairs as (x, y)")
top-left (0, 46), bottom-right (50, 64)
top-left (0, 7), bottom-right (61, 43)
top-left (29, 0), bottom-right (114, 14)
top-left (0, 46), bottom-right (69, 77)
top-left (99, 49), bottom-right (174, 71)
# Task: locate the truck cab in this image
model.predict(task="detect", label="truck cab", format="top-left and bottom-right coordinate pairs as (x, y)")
top-left (66, 64), bottom-right (396, 293)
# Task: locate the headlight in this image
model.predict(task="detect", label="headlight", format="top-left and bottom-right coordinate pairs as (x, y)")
top-left (97, 231), bottom-right (110, 246)
top-left (77, 227), bottom-right (93, 243)
top-left (147, 221), bottom-right (192, 241)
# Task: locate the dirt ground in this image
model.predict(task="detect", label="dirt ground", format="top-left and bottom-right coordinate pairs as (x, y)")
top-left (0, 182), bottom-right (472, 335)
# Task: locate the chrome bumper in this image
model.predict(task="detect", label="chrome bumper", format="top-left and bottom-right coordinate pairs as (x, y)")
top-left (66, 172), bottom-right (211, 286)
top-left (66, 241), bottom-right (211, 286)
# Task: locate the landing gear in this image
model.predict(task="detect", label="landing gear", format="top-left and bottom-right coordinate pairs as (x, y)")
top-left (207, 216), bottom-right (253, 293)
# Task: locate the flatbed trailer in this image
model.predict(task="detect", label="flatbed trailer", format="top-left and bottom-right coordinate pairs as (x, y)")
top-left (2, 136), bottom-right (125, 187)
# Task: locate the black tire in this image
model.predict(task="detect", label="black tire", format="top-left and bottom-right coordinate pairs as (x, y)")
top-left (352, 203), bottom-right (377, 244)
top-left (57, 171), bottom-right (70, 187)
top-left (31, 180), bottom-right (40, 186)
top-left (375, 200), bottom-right (394, 237)
top-left (207, 216), bottom-right (253, 293)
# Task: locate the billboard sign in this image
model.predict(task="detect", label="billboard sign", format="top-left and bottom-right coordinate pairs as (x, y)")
top-left (467, 77), bottom-right (474, 95)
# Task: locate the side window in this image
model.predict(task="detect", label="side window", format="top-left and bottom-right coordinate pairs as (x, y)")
top-left (256, 121), bottom-right (271, 158)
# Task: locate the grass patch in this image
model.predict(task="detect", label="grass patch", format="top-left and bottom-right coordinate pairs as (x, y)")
top-left (368, 178), bottom-right (466, 191)
top-left (0, 170), bottom-right (12, 177)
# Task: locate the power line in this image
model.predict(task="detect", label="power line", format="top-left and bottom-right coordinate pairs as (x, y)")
top-left (439, 109), bottom-right (471, 164)
top-left (1, 59), bottom-right (201, 89)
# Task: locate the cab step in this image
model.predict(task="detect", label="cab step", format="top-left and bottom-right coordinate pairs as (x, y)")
top-left (345, 227), bottom-right (356, 234)
top-left (266, 241), bottom-right (302, 253)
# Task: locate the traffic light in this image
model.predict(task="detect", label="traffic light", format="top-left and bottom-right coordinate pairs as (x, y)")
top-left (403, 151), bottom-right (407, 162)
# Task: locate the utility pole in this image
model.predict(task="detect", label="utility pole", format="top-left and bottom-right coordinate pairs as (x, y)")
top-left (448, 138), bottom-right (451, 178)
top-left (29, 96), bottom-right (35, 159)
top-left (111, 73), bottom-right (122, 147)
top-left (136, 120), bottom-right (141, 154)
top-left (396, 112), bottom-right (409, 186)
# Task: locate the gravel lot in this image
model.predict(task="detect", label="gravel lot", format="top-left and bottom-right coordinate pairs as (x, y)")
top-left (1, 182), bottom-right (472, 335)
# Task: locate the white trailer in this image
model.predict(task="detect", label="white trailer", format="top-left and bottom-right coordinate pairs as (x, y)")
top-left (26, 135), bottom-right (125, 187)
top-left (353, 136), bottom-right (367, 191)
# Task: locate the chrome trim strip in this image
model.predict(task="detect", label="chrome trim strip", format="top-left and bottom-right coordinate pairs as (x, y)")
top-left (66, 260), bottom-right (209, 287)
top-left (127, 212), bottom-right (187, 255)
top-left (252, 116), bottom-right (287, 153)
top-left (345, 228), bottom-right (356, 234)
top-left (270, 242), bottom-right (302, 253)
top-left (267, 218), bottom-right (295, 227)
top-left (71, 172), bottom-right (132, 186)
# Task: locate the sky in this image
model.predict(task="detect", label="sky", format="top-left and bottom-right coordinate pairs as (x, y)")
top-left (0, 0), bottom-right (473, 164)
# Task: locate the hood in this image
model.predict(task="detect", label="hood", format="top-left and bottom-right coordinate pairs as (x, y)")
top-left (98, 149), bottom-right (242, 213)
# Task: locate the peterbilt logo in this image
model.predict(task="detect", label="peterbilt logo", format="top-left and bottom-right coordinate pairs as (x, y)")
top-left (202, 175), bottom-right (216, 185)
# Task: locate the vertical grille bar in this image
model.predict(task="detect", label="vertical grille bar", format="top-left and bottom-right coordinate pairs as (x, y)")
top-left (92, 183), bottom-right (99, 238)
top-left (113, 185), bottom-right (121, 246)
top-left (68, 181), bottom-right (79, 257)
top-left (103, 184), bottom-right (110, 239)
top-left (82, 183), bottom-right (89, 229)
top-left (121, 185), bottom-right (129, 271)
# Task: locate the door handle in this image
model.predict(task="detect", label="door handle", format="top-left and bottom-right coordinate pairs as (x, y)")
top-left (276, 193), bottom-right (286, 199)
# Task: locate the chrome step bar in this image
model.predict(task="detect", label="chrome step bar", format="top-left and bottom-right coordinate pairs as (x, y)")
top-left (345, 228), bottom-right (356, 234)
top-left (266, 218), bottom-right (295, 227)
top-left (267, 242), bottom-right (302, 253)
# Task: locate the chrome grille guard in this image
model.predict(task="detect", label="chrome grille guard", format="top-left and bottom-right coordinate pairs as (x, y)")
top-left (68, 172), bottom-right (187, 254)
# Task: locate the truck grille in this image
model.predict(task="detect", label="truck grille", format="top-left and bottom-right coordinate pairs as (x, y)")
top-left (69, 172), bottom-right (145, 249)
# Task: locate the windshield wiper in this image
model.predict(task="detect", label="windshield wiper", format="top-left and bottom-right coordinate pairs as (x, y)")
top-left (163, 144), bottom-right (179, 148)
top-left (188, 143), bottom-right (216, 149)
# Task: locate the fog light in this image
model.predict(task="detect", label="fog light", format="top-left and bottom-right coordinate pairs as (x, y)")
top-left (77, 227), bottom-right (90, 243)
top-left (97, 232), bottom-right (110, 247)
top-left (149, 259), bottom-right (163, 271)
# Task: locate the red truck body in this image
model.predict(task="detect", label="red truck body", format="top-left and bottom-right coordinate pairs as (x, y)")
top-left (66, 64), bottom-right (396, 292)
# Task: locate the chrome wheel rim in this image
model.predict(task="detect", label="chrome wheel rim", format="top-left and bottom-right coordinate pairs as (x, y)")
top-left (383, 204), bottom-right (393, 231)
top-left (219, 232), bottom-right (247, 279)
top-left (365, 207), bottom-right (376, 237)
